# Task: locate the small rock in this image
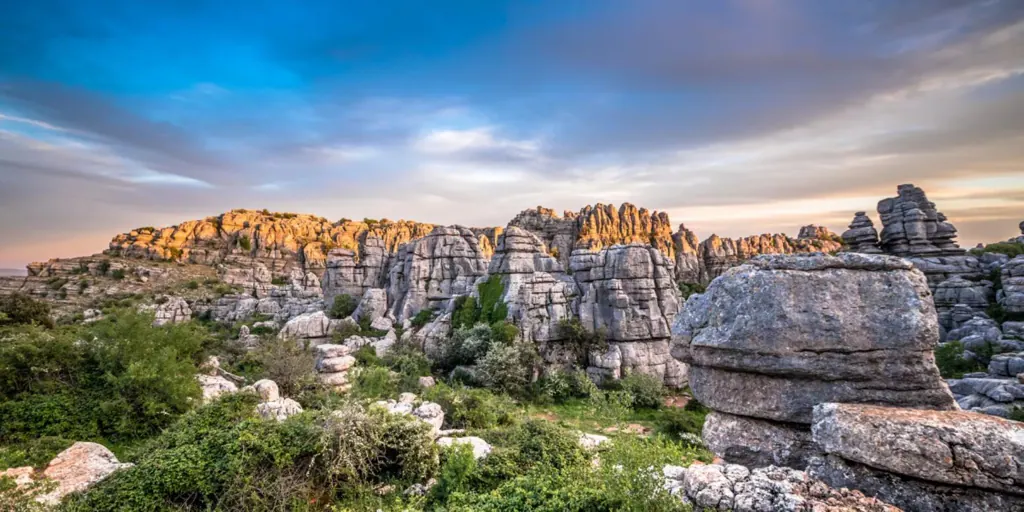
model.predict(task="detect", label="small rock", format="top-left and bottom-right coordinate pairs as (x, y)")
top-left (578, 433), bottom-right (610, 450)
top-left (418, 376), bottom-right (436, 388)
top-left (256, 398), bottom-right (303, 422)
top-left (38, 442), bottom-right (134, 505)
top-left (436, 436), bottom-right (492, 459)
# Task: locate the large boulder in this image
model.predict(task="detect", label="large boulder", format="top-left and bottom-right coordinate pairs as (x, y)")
top-left (37, 442), bottom-right (134, 505)
top-left (279, 311), bottom-right (337, 342)
top-left (1002, 255), bottom-right (1024, 314)
top-left (671, 252), bottom-right (957, 468)
top-left (152, 296), bottom-right (192, 326)
top-left (812, 403), bottom-right (1024, 495)
top-left (673, 253), bottom-right (956, 425)
top-left (353, 288), bottom-right (388, 323)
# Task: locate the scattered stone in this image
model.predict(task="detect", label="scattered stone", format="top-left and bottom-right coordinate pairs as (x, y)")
top-left (37, 442), bottom-right (134, 505)
top-left (578, 433), bottom-right (610, 450)
top-left (436, 436), bottom-right (492, 459)
top-left (197, 374), bottom-right (238, 403)
top-left (418, 376), bottom-right (436, 388)
top-left (256, 398), bottom-right (303, 422)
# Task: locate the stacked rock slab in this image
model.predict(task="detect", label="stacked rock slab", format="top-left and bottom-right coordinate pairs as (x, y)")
top-left (1002, 255), bottom-right (1024, 314)
top-left (808, 403), bottom-right (1024, 511)
top-left (315, 344), bottom-right (356, 391)
top-left (671, 253), bottom-right (957, 469)
top-left (386, 226), bottom-right (490, 323)
top-left (840, 212), bottom-right (882, 254)
top-left (486, 227), bottom-right (576, 346)
top-left (572, 244), bottom-right (686, 387)
top-left (878, 184), bottom-right (963, 257)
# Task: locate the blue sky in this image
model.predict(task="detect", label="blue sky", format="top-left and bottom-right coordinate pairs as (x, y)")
top-left (2, 0), bottom-right (1024, 267)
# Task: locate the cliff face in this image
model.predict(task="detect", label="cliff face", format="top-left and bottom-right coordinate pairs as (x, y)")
top-left (107, 209), bottom-right (440, 273)
top-left (511, 204), bottom-right (838, 285)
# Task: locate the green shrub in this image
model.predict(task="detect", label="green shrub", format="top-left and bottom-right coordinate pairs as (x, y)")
top-left (237, 234), bottom-right (252, 251)
top-left (451, 296), bottom-right (479, 330)
top-left (422, 383), bottom-right (520, 430)
top-left (351, 366), bottom-right (399, 399)
top-left (250, 337), bottom-right (318, 397)
top-left (110, 269), bottom-right (126, 280)
top-left (382, 343), bottom-right (432, 391)
top-left (436, 324), bottom-right (496, 372)
top-left (659, 407), bottom-right (707, 439)
top-left (0, 311), bottom-right (207, 443)
top-left (328, 294), bottom-right (357, 319)
top-left (935, 340), bottom-right (989, 378)
top-left (333, 321), bottom-right (362, 342)
top-left (451, 276), bottom-right (508, 330)
top-left (96, 261), bottom-right (111, 276)
top-left (353, 344), bottom-right (383, 367)
top-left (476, 341), bottom-right (539, 396)
top-left (617, 372), bottom-right (666, 410)
top-left (538, 369), bottom-right (599, 403)
top-left (0, 437), bottom-right (74, 470)
top-left (410, 308), bottom-right (434, 328)
top-left (185, 280), bottom-right (199, 290)
top-left (0, 293), bottom-right (53, 328)
top-left (1010, 407), bottom-right (1024, 422)
top-left (429, 443), bottom-right (478, 505)
top-left (677, 281), bottom-right (706, 300)
top-left (270, 276), bottom-right (287, 286)
top-left (557, 318), bottom-right (608, 364)
top-left (970, 241), bottom-right (1024, 258)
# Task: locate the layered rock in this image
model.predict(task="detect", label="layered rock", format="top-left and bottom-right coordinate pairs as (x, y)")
top-left (315, 344), bottom-right (356, 391)
top-left (671, 224), bottom-right (702, 284)
top-left (572, 244), bottom-right (686, 386)
top-left (386, 226), bottom-right (490, 323)
top-left (696, 232), bottom-right (841, 284)
top-left (487, 227), bottom-right (576, 344)
top-left (152, 296), bottom-right (192, 326)
top-left (840, 212), bottom-right (881, 254)
top-left (661, 463), bottom-right (899, 512)
top-left (38, 442), bottom-right (134, 505)
top-left (877, 185), bottom-right (963, 257)
top-left (809, 403), bottom-right (1024, 511)
top-left (672, 253), bottom-right (957, 467)
top-left (1001, 255), bottom-right (1024, 314)
top-left (279, 311), bottom-right (338, 343)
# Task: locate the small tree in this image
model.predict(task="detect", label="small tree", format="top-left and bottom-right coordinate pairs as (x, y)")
top-left (0, 293), bottom-right (53, 328)
top-left (329, 294), bottom-right (357, 319)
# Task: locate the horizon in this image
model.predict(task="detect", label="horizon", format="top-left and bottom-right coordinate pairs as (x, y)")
top-left (2, 0), bottom-right (1023, 268)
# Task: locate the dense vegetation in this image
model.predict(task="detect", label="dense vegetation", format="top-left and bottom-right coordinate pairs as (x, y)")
top-left (0, 293), bottom-right (712, 511)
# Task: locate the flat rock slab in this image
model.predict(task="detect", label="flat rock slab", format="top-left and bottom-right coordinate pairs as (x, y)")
top-left (702, 411), bottom-right (820, 469)
top-left (812, 403), bottom-right (1024, 495)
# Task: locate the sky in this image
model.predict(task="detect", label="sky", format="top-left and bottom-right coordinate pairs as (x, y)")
top-left (2, 0), bottom-right (1023, 269)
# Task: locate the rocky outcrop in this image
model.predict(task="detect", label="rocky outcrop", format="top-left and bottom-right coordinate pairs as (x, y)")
top-left (671, 224), bottom-right (702, 284)
top-left (108, 210), bottom-right (437, 273)
top-left (672, 253), bottom-right (957, 467)
top-left (701, 411), bottom-right (819, 470)
top-left (152, 296), bottom-right (192, 326)
top-left (386, 226), bottom-right (490, 323)
top-left (487, 227), bottom-right (576, 344)
top-left (933, 277), bottom-right (994, 333)
top-left (279, 311), bottom-right (338, 343)
top-left (246, 379), bottom-right (304, 421)
top-left (696, 231), bottom-right (841, 284)
top-left (661, 463), bottom-right (899, 512)
top-left (320, 238), bottom-right (392, 304)
top-left (572, 244), bottom-right (686, 386)
top-left (1001, 255), bottom-right (1024, 314)
top-left (877, 185), bottom-right (963, 257)
top-left (840, 212), bottom-right (882, 254)
top-left (809, 403), bottom-right (1024, 511)
top-left (37, 442), bottom-right (134, 505)
top-left (315, 344), bottom-right (356, 391)
top-left (352, 288), bottom-right (388, 324)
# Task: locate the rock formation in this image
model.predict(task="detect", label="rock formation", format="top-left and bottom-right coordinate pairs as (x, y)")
top-left (661, 463), bottom-right (899, 512)
top-left (671, 224), bottom-right (702, 284)
top-left (840, 212), bottom-right (881, 254)
top-left (695, 231), bottom-right (841, 284)
top-left (386, 226), bottom-right (490, 323)
top-left (1002, 255), bottom-right (1024, 314)
top-left (315, 344), bottom-right (356, 391)
top-left (152, 296), bottom-right (192, 325)
top-left (808, 403), bottom-right (1024, 511)
top-left (38, 442), bottom-right (134, 505)
top-left (877, 185), bottom-right (963, 257)
top-left (572, 244), bottom-right (686, 386)
top-left (672, 253), bottom-right (957, 468)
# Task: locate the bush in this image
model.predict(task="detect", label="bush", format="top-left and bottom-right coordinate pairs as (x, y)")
top-left (110, 269), bottom-right (126, 280)
top-left (0, 293), bottom-right (53, 328)
top-left (970, 241), bottom-right (1024, 258)
top-left (382, 343), bottom-right (432, 391)
top-left (353, 344), bottom-right (383, 367)
top-left (270, 276), bottom-right (288, 286)
top-left (0, 310), bottom-right (207, 443)
top-left (250, 337), bottom-right (318, 397)
top-left (677, 281), bottom-right (706, 300)
top-left (935, 340), bottom-right (989, 378)
top-left (1010, 407), bottom-right (1024, 422)
top-left (410, 309), bottom-right (434, 328)
top-left (436, 324), bottom-right (496, 372)
top-left (422, 383), bottom-right (520, 430)
top-left (557, 318), bottom-right (608, 364)
top-left (237, 234), bottom-right (252, 251)
top-left (350, 366), bottom-right (399, 399)
top-left (538, 369), bottom-right (599, 403)
top-left (450, 275), bottom-right (508, 329)
top-left (0, 437), bottom-right (73, 470)
top-left (429, 443), bottom-right (478, 504)
top-left (476, 341), bottom-right (539, 396)
top-left (617, 372), bottom-right (666, 410)
top-left (97, 261), bottom-right (111, 275)
top-left (328, 294), bottom-right (357, 319)
top-left (185, 280), bottom-right (199, 290)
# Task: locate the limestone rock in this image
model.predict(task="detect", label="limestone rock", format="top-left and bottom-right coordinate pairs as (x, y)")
top-left (152, 296), bottom-right (191, 326)
top-left (702, 411), bottom-right (820, 469)
top-left (672, 224), bottom-right (702, 284)
top-left (418, 376), bottom-right (436, 388)
top-left (1001, 255), bottom-right (1024, 314)
top-left (578, 433), bottom-right (610, 450)
top-left (256, 397), bottom-right (303, 422)
top-left (412, 402), bottom-right (445, 436)
top-left (386, 226), bottom-right (490, 322)
top-left (248, 379), bottom-right (280, 402)
top-left (808, 455), bottom-right (1024, 512)
top-left (673, 253), bottom-right (956, 425)
top-left (197, 374), bottom-right (238, 403)
top-left (38, 442), bottom-right (133, 505)
top-left (812, 403), bottom-right (1024, 495)
top-left (315, 344), bottom-right (354, 391)
top-left (841, 212), bottom-right (881, 254)
top-left (436, 436), bottom-right (492, 459)
top-left (353, 288), bottom-right (388, 323)
top-left (279, 311), bottom-right (337, 341)
top-left (934, 277), bottom-right (994, 333)
top-left (663, 463), bottom-right (899, 512)
top-left (877, 184), bottom-right (964, 257)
